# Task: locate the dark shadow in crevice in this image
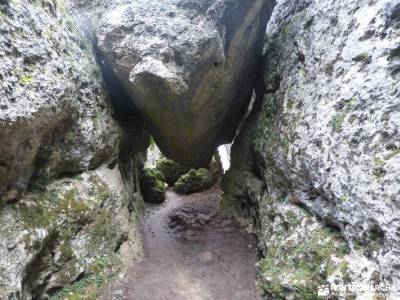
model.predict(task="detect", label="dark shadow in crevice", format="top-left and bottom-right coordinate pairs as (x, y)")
top-left (93, 46), bottom-right (143, 130)
top-left (91, 43), bottom-right (150, 213)
top-left (22, 231), bottom-right (59, 300)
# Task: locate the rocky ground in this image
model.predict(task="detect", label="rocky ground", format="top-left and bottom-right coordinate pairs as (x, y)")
top-left (100, 187), bottom-right (261, 300)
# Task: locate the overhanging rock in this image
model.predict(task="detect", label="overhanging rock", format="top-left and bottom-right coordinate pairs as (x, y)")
top-left (93, 0), bottom-right (276, 167)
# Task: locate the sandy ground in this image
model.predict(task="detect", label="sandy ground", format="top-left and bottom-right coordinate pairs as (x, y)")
top-left (101, 187), bottom-right (261, 300)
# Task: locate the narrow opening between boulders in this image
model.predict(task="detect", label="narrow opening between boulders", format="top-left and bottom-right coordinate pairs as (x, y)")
top-left (94, 47), bottom-right (143, 129)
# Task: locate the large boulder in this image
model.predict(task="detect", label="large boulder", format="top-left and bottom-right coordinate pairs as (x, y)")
top-left (92, 0), bottom-right (276, 167)
top-left (140, 168), bottom-right (166, 204)
top-left (156, 158), bottom-right (190, 187)
top-left (223, 0), bottom-right (400, 298)
top-left (174, 168), bottom-right (213, 195)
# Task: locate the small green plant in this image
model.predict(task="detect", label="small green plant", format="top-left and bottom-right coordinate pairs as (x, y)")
top-left (374, 157), bottom-right (385, 167)
top-left (149, 136), bottom-right (155, 147)
top-left (387, 148), bottom-right (400, 160)
top-left (50, 255), bottom-right (121, 300)
top-left (340, 260), bottom-right (351, 283)
top-left (20, 75), bottom-right (34, 85)
top-left (30, 174), bottom-right (50, 193)
top-left (373, 157), bottom-right (386, 179)
top-left (352, 240), bottom-right (362, 251)
top-left (353, 52), bottom-right (370, 63)
top-left (331, 112), bottom-right (347, 132)
top-left (72, 175), bottom-right (84, 181)
top-left (66, 132), bottom-right (75, 141)
top-left (281, 23), bottom-right (290, 38)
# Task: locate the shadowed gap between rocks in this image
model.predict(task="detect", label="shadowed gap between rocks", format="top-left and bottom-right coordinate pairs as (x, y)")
top-left (93, 46), bottom-right (143, 131)
top-left (86, 13), bottom-right (274, 299)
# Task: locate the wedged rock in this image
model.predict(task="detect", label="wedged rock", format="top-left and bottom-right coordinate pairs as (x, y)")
top-left (223, 0), bottom-right (400, 298)
top-left (92, 0), bottom-right (276, 167)
top-left (0, 0), bottom-right (121, 201)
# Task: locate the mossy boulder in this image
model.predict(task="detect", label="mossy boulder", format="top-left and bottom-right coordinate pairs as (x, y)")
top-left (156, 158), bottom-right (189, 186)
top-left (174, 168), bottom-right (213, 195)
top-left (141, 168), bottom-right (166, 204)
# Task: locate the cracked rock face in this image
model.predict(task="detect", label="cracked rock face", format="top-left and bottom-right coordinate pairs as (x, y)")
top-left (0, 1), bottom-right (148, 298)
top-left (0, 0), bottom-right (122, 201)
top-left (0, 166), bottom-right (144, 299)
top-left (92, 0), bottom-right (275, 167)
top-left (223, 0), bottom-right (400, 298)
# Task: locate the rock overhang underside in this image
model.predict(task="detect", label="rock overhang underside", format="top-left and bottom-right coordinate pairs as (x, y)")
top-left (92, 0), bottom-right (276, 167)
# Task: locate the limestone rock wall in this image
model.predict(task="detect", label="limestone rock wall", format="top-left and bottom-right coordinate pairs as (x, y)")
top-left (0, 1), bottom-right (148, 298)
top-left (0, 166), bottom-right (144, 299)
top-left (0, 0), bottom-right (123, 201)
top-left (223, 0), bottom-right (400, 298)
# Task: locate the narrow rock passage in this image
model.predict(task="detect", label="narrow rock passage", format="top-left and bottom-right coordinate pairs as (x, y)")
top-left (101, 187), bottom-right (261, 300)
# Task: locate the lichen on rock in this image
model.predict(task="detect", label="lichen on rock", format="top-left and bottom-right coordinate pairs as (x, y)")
top-left (222, 0), bottom-right (400, 298)
top-left (0, 1), bottom-right (148, 298)
top-left (0, 166), bottom-right (144, 299)
top-left (0, 0), bottom-right (122, 201)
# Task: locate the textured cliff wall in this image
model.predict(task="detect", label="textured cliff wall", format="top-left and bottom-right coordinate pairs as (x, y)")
top-left (222, 0), bottom-right (400, 298)
top-left (0, 0), bottom-right (147, 298)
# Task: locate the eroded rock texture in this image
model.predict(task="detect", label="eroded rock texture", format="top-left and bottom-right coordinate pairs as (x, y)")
top-left (0, 0), bottom-right (122, 201)
top-left (92, 0), bottom-right (276, 167)
top-left (223, 0), bottom-right (400, 298)
top-left (0, 0), bottom-right (147, 298)
top-left (0, 166), bottom-right (144, 299)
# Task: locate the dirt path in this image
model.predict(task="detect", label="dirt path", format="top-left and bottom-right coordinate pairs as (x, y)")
top-left (101, 187), bottom-right (261, 300)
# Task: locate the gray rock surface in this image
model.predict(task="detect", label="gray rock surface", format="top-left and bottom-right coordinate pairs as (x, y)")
top-left (0, 0), bottom-right (122, 201)
top-left (223, 0), bottom-right (400, 298)
top-left (0, 1), bottom-right (148, 298)
top-left (92, 0), bottom-right (275, 167)
top-left (0, 166), bottom-right (144, 299)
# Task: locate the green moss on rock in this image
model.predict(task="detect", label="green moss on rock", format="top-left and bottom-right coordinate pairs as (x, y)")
top-left (257, 209), bottom-right (351, 300)
top-left (174, 168), bottom-right (213, 194)
top-left (140, 168), bottom-right (166, 204)
top-left (50, 255), bottom-right (121, 300)
top-left (155, 158), bottom-right (189, 186)
top-left (331, 112), bottom-right (347, 132)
